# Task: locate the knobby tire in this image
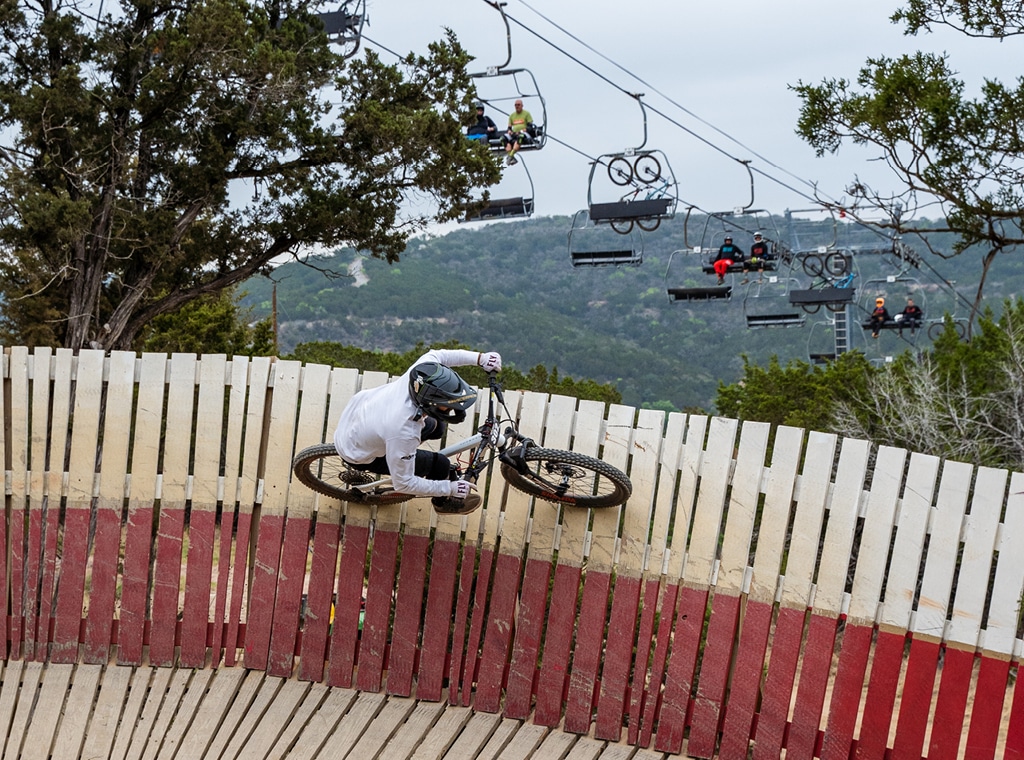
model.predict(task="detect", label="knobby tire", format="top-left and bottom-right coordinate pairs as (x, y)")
top-left (292, 443), bottom-right (415, 505)
top-left (500, 447), bottom-right (631, 508)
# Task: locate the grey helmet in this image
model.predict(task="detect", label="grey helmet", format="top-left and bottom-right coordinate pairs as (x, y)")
top-left (408, 362), bottom-right (477, 424)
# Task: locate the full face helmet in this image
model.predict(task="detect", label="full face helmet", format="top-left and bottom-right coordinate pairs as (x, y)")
top-left (408, 362), bottom-right (478, 424)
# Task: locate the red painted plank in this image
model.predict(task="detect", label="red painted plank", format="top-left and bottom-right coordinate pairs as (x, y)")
top-left (688, 591), bottom-right (744, 756)
top-left (564, 568), bottom-right (612, 734)
top-left (448, 544), bottom-right (477, 705)
top-left (51, 508), bottom-right (91, 663)
top-left (267, 516), bottom-right (313, 677)
top-left (927, 646), bottom-right (974, 759)
top-left (179, 509), bottom-right (217, 668)
top-left (964, 655), bottom-right (1010, 760)
top-left (149, 505), bottom-right (187, 666)
top-left (386, 532), bottom-right (429, 696)
top-left (855, 629), bottom-right (906, 758)
top-left (752, 606), bottom-right (806, 760)
top-left (82, 507), bottom-right (123, 663)
top-left (786, 613), bottom-right (840, 759)
top-left (890, 637), bottom-right (941, 760)
top-left (35, 505), bottom-right (61, 659)
top-left (355, 527), bottom-right (400, 692)
top-left (118, 502), bottom-right (156, 665)
top-left (594, 574), bottom-right (642, 740)
top-left (415, 536), bottom-right (459, 701)
top-left (8, 501), bottom-right (26, 660)
top-left (224, 511), bottom-right (255, 667)
top-left (638, 581), bottom-right (680, 747)
top-left (326, 522), bottom-right (370, 688)
top-left (297, 518), bottom-right (342, 682)
top-left (534, 563), bottom-right (583, 726)
top-left (242, 512), bottom-right (285, 670)
top-left (23, 504), bottom-right (42, 660)
top-left (210, 513), bottom-right (235, 667)
top-left (718, 598), bottom-right (775, 759)
top-left (459, 545), bottom-right (496, 706)
top-left (626, 578), bottom-right (662, 745)
top-left (820, 622), bottom-right (873, 760)
top-left (1006, 662), bottom-right (1024, 760)
top-left (653, 585), bottom-right (709, 754)
top-left (503, 556), bottom-right (553, 718)
top-left (473, 552), bottom-right (523, 713)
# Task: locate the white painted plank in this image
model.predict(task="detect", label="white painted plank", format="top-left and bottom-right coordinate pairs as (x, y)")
top-left (879, 453), bottom-right (941, 629)
top-left (51, 664), bottom-right (103, 760)
top-left (405, 702), bottom-right (474, 760)
top-left (440, 710), bottom-right (504, 759)
top-left (285, 687), bottom-right (359, 760)
top-left (3, 661), bottom-right (43, 760)
top-left (947, 466), bottom-right (1007, 647)
top-left (813, 437), bottom-right (871, 615)
top-left (748, 425), bottom-right (804, 603)
top-left (645, 413), bottom-right (687, 577)
top-left (236, 677), bottom-right (312, 760)
top-left (983, 471), bottom-right (1024, 656)
top-left (79, 663), bottom-right (133, 760)
top-left (19, 662), bottom-right (70, 760)
top-left (665, 415), bottom-right (707, 581)
top-left (376, 700), bottom-right (446, 759)
top-left (717, 420), bottom-right (771, 593)
top-left (616, 408), bottom-right (663, 575)
top-left (683, 416), bottom-right (739, 586)
top-left (911, 460), bottom-right (972, 638)
top-left (173, 667), bottom-right (248, 759)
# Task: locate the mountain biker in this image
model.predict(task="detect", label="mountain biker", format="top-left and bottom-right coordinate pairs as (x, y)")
top-left (332, 348), bottom-right (501, 514)
top-left (869, 297), bottom-right (891, 338)
top-left (712, 235), bottom-right (744, 285)
top-left (744, 231), bottom-right (771, 281)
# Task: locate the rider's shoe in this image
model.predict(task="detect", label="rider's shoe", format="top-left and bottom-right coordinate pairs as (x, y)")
top-left (431, 493), bottom-right (482, 515)
top-left (507, 156), bottom-right (518, 166)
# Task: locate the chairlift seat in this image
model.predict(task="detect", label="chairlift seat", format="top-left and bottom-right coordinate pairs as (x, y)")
top-left (463, 197), bottom-right (534, 222)
top-left (861, 318), bottom-right (920, 333)
top-left (701, 260), bottom-right (778, 275)
top-left (746, 313), bottom-right (806, 328)
top-left (571, 250), bottom-right (642, 267)
top-left (789, 287), bottom-right (855, 305)
top-left (667, 286), bottom-right (732, 302)
top-left (487, 125), bottom-right (545, 151)
top-left (589, 198), bottom-right (673, 222)
top-left (316, 9), bottom-right (361, 36)
top-left (809, 352), bottom-right (837, 364)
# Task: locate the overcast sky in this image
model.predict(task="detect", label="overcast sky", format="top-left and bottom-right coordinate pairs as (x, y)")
top-left (355, 0), bottom-right (1019, 223)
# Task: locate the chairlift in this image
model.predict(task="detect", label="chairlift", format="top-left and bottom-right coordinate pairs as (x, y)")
top-left (568, 209), bottom-right (643, 267)
top-left (858, 274), bottom-right (926, 339)
top-left (682, 206), bottom-right (785, 281)
top-left (789, 251), bottom-right (858, 313)
top-left (460, 158), bottom-right (535, 223)
top-left (315, 0), bottom-right (366, 59)
top-left (742, 276), bottom-right (806, 328)
top-left (806, 319), bottom-right (839, 364)
top-left (587, 95), bottom-right (677, 234)
top-left (664, 249), bottom-right (732, 302)
top-left (469, 2), bottom-right (547, 154)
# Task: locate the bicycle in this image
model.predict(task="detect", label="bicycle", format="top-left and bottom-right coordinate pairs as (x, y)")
top-left (610, 178), bottom-right (674, 235)
top-left (292, 373), bottom-right (633, 509)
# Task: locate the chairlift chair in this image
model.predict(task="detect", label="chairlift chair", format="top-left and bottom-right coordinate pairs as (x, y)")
top-left (664, 250), bottom-right (732, 302)
top-left (315, 0), bottom-right (366, 59)
top-left (568, 209), bottom-right (643, 267)
top-left (742, 276), bottom-right (806, 328)
top-left (460, 158), bottom-right (536, 223)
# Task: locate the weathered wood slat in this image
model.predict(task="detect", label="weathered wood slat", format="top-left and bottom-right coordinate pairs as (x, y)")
top-left (179, 356), bottom-right (229, 668)
top-left (7, 349), bottom-right (30, 661)
top-left (24, 348), bottom-right (52, 662)
top-left (717, 425), bottom-right (804, 760)
top-left (83, 352), bottom-right (136, 664)
top-left (51, 664), bottom-right (102, 760)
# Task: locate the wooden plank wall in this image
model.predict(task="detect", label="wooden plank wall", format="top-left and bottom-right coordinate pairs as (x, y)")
top-left (1, 348), bottom-right (1022, 758)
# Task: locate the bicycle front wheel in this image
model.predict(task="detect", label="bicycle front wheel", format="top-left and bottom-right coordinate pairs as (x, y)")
top-left (500, 447), bottom-right (632, 508)
top-left (292, 443), bottom-right (415, 505)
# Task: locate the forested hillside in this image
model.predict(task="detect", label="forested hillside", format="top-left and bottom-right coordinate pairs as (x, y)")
top-left (241, 213), bottom-right (1023, 411)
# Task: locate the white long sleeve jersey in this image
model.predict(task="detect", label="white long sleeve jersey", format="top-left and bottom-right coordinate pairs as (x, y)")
top-left (332, 349), bottom-right (480, 498)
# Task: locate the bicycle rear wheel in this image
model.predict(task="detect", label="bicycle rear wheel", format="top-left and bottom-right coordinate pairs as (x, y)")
top-left (500, 447), bottom-right (631, 508)
top-left (292, 443), bottom-right (415, 505)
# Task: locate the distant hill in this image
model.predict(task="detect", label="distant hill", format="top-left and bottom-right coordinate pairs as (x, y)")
top-left (240, 213), bottom-right (1024, 411)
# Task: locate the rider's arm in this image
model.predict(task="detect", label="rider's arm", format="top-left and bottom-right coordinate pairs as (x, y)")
top-left (385, 434), bottom-right (457, 497)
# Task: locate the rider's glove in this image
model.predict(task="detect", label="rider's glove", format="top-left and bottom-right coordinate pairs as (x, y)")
top-left (452, 480), bottom-right (477, 499)
top-left (478, 352), bottom-right (502, 372)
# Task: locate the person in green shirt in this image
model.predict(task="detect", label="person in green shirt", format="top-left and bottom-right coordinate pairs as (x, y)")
top-left (501, 99), bottom-right (534, 165)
